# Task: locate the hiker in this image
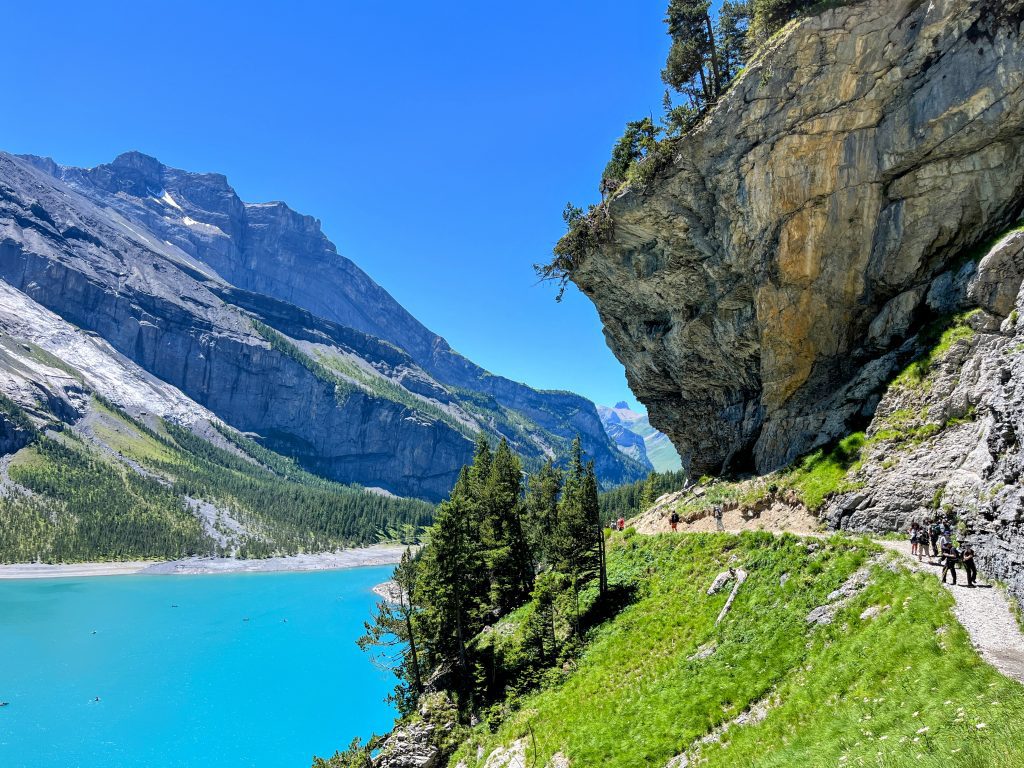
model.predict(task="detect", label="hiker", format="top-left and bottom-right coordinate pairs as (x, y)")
top-left (962, 543), bottom-right (978, 587)
top-left (940, 540), bottom-right (959, 585)
top-left (617, 516), bottom-right (625, 532)
top-left (669, 510), bottom-right (680, 532)
top-left (909, 523), bottom-right (921, 558)
top-left (938, 529), bottom-right (951, 557)
top-left (714, 505), bottom-right (724, 532)
top-left (929, 520), bottom-right (942, 558)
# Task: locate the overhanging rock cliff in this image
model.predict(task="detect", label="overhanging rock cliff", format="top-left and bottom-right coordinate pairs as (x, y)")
top-left (571, 0), bottom-right (1024, 475)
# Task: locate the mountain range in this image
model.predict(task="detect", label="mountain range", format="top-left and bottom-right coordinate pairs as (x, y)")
top-left (597, 401), bottom-right (681, 473)
top-left (0, 150), bottom-right (646, 558)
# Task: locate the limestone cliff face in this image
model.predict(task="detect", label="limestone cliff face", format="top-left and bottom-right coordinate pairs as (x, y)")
top-left (571, 0), bottom-right (1024, 475)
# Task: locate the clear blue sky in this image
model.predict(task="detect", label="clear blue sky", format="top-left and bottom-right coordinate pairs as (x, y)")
top-left (2, 1), bottom-right (674, 409)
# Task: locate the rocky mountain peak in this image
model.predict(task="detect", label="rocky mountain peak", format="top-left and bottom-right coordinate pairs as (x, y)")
top-left (91, 150), bottom-right (166, 196)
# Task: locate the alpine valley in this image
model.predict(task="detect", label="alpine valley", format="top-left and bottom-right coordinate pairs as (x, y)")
top-left (0, 151), bottom-right (645, 561)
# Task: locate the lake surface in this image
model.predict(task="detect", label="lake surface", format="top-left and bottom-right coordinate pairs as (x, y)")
top-left (0, 566), bottom-right (397, 767)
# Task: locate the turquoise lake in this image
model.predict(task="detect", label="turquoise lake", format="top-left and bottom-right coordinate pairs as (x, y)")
top-left (0, 566), bottom-right (397, 767)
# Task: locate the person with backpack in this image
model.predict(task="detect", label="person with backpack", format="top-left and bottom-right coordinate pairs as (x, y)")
top-left (909, 523), bottom-right (921, 558)
top-left (617, 516), bottom-right (625, 532)
top-left (929, 520), bottom-right (942, 559)
top-left (962, 543), bottom-right (978, 587)
top-left (938, 529), bottom-right (951, 556)
top-left (940, 540), bottom-right (959, 585)
top-left (669, 510), bottom-right (680, 532)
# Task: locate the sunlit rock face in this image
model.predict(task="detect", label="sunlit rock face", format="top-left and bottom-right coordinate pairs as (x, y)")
top-left (572, 0), bottom-right (1024, 475)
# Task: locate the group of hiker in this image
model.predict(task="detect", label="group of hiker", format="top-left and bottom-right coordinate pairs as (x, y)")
top-left (909, 519), bottom-right (979, 587)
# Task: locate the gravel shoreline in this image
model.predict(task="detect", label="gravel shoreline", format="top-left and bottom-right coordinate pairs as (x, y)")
top-left (0, 544), bottom-right (408, 580)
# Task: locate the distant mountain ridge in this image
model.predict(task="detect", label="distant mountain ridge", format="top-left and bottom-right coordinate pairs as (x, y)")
top-left (598, 401), bottom-right (682, 474)
top-left (0, 150), bottom-right (646, 503)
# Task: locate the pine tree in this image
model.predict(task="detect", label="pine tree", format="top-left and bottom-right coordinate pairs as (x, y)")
top-left (663, 0), bottom-right (721, 105)
top-left (582, 459), bottom-right (606, 597)
top-left (480, 439), bottom-right (534, 613)
top-left (718, 1), bottom-right (751, 81)
top-left (417, 494), bottom-right (483, 692)
top-left (551, 438), bottom-right (605, 628)
top-left (357, 547), bottom-right (423, 714)
top-left (524, 459), bottom-right (563, 568)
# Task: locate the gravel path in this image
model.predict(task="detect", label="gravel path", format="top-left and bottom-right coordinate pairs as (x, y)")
top-left (879, 539), bottom-right (1024, 684)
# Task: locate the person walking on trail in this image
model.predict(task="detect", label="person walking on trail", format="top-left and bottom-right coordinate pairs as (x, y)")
top-left (669, 510), bottom-right (680, 532)
top-left (938, 530), bottom-right (951, 557)
top-left (941, 541), bottom-right (959, 585)
top-left (929, 521), bottom-right (942, 558)
top-left (962, 543), bottom-right (978, 587)
top-left (910, 523), bottom-right (921, 558)
top-left (617, 516), bottom-right (626, 532)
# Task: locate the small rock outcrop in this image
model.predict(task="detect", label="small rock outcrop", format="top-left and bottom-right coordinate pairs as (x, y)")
top-left (569, 0), bottom-right (1024, 476)
top-left (374, 721), bottom-right (440, 768)
top-left (373, 694), bottom-right (458, 768)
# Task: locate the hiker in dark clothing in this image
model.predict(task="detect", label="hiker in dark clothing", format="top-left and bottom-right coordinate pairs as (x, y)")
top-left (929, 521), bottom-right (942, 558)
top-left (940, 541), bottom-right (959, 585)
top-left (669, 511), bottom-right (680, 532)
top-left (962, 544), bottom-right (978, 587)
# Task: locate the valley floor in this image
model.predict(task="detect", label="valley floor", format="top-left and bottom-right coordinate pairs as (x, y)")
top-left (0, 543), bottom-right (408, 579)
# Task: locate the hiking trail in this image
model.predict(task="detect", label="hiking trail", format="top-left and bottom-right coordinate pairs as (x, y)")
top-left (877, 539), bottom-right (1024, 685)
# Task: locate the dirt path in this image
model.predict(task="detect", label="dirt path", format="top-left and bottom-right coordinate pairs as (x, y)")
top-left (878, 539), bottom-right (1024, 684)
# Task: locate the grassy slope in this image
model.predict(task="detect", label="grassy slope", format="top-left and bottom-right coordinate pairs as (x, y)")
top-left (450, 534), bottom-right (1024, 768)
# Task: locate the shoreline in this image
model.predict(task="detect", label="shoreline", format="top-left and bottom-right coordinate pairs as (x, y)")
top-left (0, 544), bottom-right (409, 580)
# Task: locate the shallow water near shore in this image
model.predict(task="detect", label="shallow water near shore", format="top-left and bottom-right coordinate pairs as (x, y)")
top-left (0, 566), bottom-right (396, 767)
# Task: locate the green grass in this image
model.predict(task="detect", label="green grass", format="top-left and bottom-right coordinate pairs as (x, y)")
top-left (782, 432), bottom-right (867, 509)
top-left (448, 534), bottom-right (1024, 768)
top-left (90, 398), bottom-right (179, 465)
top-left (892, 312), bottom-right (980, 391)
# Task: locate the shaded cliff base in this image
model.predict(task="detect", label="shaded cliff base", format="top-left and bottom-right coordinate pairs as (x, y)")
top-left (349, 535), bottom-right (1024, 768)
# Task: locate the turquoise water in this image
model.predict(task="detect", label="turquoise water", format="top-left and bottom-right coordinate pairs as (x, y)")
top-left (0, 566), bottom-right (397, 767)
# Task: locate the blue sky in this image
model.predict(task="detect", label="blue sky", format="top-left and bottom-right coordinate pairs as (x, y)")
top-left (2, 1), bottom-right (674, 409)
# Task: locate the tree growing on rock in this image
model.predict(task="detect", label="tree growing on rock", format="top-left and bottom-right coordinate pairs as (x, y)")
top-left (357, 547), bottom-right (423, 714)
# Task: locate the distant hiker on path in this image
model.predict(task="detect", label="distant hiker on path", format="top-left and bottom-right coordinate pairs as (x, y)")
top-left (910, 523), bottom-right (922, 559)
top-left (617, 516), bottom-right (625, 532)
top-left (669, 511), bottom-right (680, 532)
top-left (941, 541), bottom-right (959, 585)
top-left (962, 544), bottom-right (978, 587)
top-left (929, 521), bottom-right (941, 558)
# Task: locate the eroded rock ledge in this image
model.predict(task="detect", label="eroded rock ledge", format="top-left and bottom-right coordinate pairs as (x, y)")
top-left (571, 0), bottom-right (1024, 475)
